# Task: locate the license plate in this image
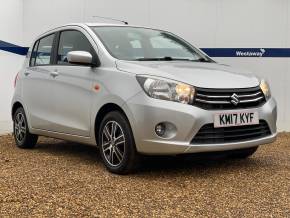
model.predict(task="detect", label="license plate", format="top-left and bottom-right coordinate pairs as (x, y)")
top-left (214, 111), bottom-right (259, 128)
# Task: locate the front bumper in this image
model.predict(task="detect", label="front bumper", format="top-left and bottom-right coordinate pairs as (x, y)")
top-left (125, 92), bottom-right (277, 155)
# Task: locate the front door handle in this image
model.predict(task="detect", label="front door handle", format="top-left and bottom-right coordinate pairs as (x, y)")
top-left (24, 71), bottom-right (30, 76)
top-left (50, 71), bottom-right (59, 78)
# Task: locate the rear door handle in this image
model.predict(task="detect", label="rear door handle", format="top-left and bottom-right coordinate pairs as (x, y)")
top-left (24, 71), bottom-right (30, 76)
top-left (50, 70), bottom-right (59, 78)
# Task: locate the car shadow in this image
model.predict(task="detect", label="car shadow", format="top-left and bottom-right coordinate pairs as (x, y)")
top-left (35, 138), bottom-right (101, 164)
top-left (34, 137), bottom-right (269, 176)
top-left (138, 154), bottom-right (261, 175)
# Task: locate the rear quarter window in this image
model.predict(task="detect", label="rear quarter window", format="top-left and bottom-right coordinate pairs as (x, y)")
top-left (30, 33), bottom-right (55, 66)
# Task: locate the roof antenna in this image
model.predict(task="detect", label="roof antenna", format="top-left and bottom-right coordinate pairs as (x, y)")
top-left (92, 16), bottom-right (128, 25)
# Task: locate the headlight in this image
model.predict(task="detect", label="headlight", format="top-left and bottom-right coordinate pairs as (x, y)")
top-left (136, 76), bottom-right (195, 104)
top-left (260, 79), bottom-right (271, 100)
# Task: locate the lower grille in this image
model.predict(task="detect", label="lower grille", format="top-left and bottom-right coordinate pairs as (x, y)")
top-left (191, 120), bottom-right (271, 144)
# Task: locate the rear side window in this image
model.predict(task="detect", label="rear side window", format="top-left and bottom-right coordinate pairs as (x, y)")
top-left (57, 30), bottom-right (94, 65)
top-left (30, 34), bottom-right (55, 66)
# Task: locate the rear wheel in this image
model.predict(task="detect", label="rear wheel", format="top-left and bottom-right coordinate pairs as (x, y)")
top-left (228, 146), bottom-right (258, 159)
top-left (13, 107), bottom-right (38, 149)
top-left (98, 111), bottom-right (139, 174)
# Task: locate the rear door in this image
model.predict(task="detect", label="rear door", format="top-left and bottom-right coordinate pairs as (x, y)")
top-left (47, 29), bottom-right (96, 136)
top-left (23, 33), bottom-right (57, 130)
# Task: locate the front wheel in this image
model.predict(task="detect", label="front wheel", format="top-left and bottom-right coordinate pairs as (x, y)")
top-left (13, 107), bottom-right (38, 149)
top-left (98, 111), bottom-right (139, 174)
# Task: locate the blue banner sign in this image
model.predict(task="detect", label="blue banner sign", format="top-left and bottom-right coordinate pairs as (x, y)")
top-left (202, 48), bottom-right (290, 58)
top-left (1, 40), bottom-right (290, 58)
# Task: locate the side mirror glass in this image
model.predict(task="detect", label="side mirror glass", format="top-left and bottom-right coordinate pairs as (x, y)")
top-left (67, 51), bottom-right (93, 66)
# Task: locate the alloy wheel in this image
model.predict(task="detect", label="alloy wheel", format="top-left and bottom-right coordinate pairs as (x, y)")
top-left (14, 112), bottom-right (26, 143)
top-left (101, 121), bottom-right (126, 167)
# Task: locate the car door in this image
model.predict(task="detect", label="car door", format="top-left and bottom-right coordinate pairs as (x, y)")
top-left (23, 33), bottom-right (58, 130)
top-left (48, 29), bottom-right (96, 136)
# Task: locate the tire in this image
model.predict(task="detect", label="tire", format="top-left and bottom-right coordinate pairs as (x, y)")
top-left (13, 107), bottom-right (38, 149)
top-left (229, 146), bottom-right (258, 159)
top-left (98, 111), bottom-right (139, 174)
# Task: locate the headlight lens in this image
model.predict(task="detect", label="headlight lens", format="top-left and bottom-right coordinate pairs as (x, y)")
top-left (137, 76), bottom-right (195, 104)
top-left (260, 79), bottom-right (271, 100)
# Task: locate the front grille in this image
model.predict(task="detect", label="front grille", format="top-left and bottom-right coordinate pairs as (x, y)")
top-left (191, 120), bottom-right (271, 144)
top-left (193, 86), bottom-right (266, 110)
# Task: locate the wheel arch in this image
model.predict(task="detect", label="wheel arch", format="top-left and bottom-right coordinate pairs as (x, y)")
top-left (94, 103), bottom-right (132, 145)
top-left (11, 101), bottom-right (24, 119)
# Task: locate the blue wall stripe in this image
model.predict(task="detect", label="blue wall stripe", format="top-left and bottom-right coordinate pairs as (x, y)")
top-left (0, 40), bottom-right (28, 55)
top-left (1, 40), bottom-right (290, 58)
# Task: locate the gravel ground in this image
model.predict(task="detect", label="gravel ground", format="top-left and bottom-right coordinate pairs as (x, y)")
top-left (0, 133), bottom-right (289, 217)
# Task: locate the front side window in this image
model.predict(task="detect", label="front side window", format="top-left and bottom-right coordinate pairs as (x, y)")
top-left (57, 30), bottom-right (94, 64)
top-left (90, 26), bottom-right (211, 62)
top-left (34, 34), bottom-right (55, 66)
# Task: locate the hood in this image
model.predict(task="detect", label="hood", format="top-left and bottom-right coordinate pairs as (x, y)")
top-left (116, 60), bottom-right (260, 89)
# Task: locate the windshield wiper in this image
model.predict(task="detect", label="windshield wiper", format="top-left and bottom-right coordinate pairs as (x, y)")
top-left (134, 56), bottom-right (213, 62)
top-left (194, 57), bottom-right (212, 63)
top-left (134, 57), bottom-right (195, 61)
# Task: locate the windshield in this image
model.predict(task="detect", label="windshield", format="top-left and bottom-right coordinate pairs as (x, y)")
top-left (90, 26), bottom-right (212, 62)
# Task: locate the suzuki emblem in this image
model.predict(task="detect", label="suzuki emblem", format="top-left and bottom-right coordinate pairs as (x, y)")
top-left (231, 93), bottom-right (240, 106)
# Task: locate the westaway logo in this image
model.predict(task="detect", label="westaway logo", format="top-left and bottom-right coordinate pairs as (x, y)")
top-left (236, 48), bottom-right (266, 57)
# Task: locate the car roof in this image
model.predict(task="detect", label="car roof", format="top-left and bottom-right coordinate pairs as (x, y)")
top-left (35, 23), bottom-right (166, 44)
top-left (50, 22), bottom-right (147, 31)
top-left (85, 22), bottom-right (128, 27)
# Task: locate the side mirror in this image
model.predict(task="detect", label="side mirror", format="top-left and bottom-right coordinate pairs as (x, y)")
top-left (67, 51), bottom-right (96, 66)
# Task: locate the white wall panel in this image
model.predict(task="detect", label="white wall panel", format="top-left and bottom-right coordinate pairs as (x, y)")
top-left (285, 0), bottom-right (290, 131)
top-left (23, 0), bottom-right (84, 45)
top-left (0, 52), bottom-right (24, 120)
top-left (84, 0), bottom-right (150, 26)
top-left (149, 0), bottom-right (218, 48)
top-left (0, 0), bottom-right (290, 132)
top-left (0, 0), bottom-right (23, 44)
top-left (0, 0), bottom-right (24, 133)
top-left (217, 0), bottom-right (287, 47)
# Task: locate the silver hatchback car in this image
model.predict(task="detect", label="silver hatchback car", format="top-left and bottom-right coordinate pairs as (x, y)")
top-left (12, 23), bottom-right (277, 174)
